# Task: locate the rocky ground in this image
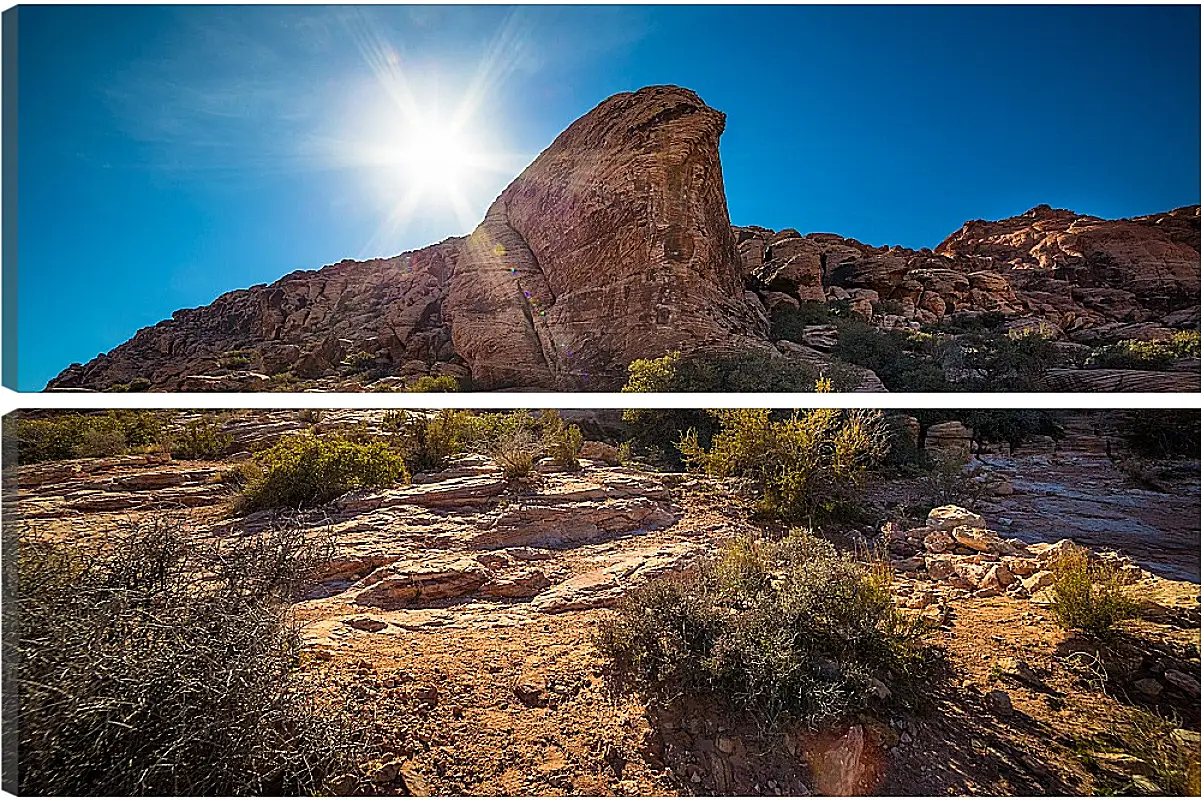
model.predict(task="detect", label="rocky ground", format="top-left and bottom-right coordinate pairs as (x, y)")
top-left (12, 411), bottom-right (1201, 796)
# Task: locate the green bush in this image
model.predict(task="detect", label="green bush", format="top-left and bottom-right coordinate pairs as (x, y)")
top-left (769, 302), bottom-right (845, 342)
top-left (1048, 550), bottom-right (1139, 639)
top-left (1087, 331), bottom-right (1201, 371)
top-left (595, 534), bottom-right (933, 727)
top-left (624, 348), bottom-right (846, 393)
top-left (621, 350), bottom-right (853, 468)
top-left (913, 409), bottom-right (1061, 449)
top-left (950, 329), bottom-right (1058, 391)
top-left (679, 407), bottom-right (889, 524)
top-left (219, 350), bottom-right (255, 371)
top-left (75, 425), bottom-right (127, 458)
top-left (405, 374), bottom-right (460, 392)
top-left (490, 428), bottom-right (541, 487)
top-left (382, 409), bottom-right (472, 474)
top-left (171, 417), bottom-right (234, 461)
top-left (541, 410), bottom-right (583, 471)
top-left (12, 519), bottom-right (363, 795)
top-left (14, 411), bottom-right (166, 464)
top-left (831, 321), bottom-right (956, 392)
top-left (236, 434), bottom-right (408, 514)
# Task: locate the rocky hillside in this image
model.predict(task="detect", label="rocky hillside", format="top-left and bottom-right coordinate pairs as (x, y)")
top-left (47, 86), bottom-right (1200, 392)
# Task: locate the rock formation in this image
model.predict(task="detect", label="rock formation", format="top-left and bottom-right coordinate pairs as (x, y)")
top-left (49, 86), bottom-right (763, 392)
top-left (46, 86), bottom-right (1200, 392)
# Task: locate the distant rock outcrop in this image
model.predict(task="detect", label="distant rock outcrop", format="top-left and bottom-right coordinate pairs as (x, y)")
top-left (46, 86), bottom-right (1200, 392)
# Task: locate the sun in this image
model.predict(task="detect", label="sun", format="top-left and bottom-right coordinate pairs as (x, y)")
top-left (324, 14), bottom-right (534, 255)
top-left (393, 119), bottom-right (473, 194)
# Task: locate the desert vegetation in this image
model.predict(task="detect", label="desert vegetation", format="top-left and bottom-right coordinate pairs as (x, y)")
top-left (7, 407), bottom-right (1199, 796)
top-left (596, 534), bottom-right (935, 727)
top-left (11, 517), bottom-right (371, 795)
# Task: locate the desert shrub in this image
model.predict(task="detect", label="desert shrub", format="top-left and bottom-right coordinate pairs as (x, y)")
top-left (219, 350), bottom-right (254, 371)
top-left (1122, 409), bottom-right (1201, 459)
top-left (342, 350), bottom-right (377, 375)
top-left (831, 321), bottom-right (956, 392)
top-left (679, 407), bottom-right (889, 524)
top-left (880, 415), bottom-right (921, 467)
top-left (382, 409), bottom-right (472, 474)
top-left (541, 410), bottom-right (583, 471)
top-left (220, 460), bottom-right (263, 490)
top-left (769, 302), bottom-right (845, 341)
top-left (620, 408), bottom-right (719, 469)
top-left (912, 409), bottom-right (1061, 449)
top-left (12, 518), bottom-right (362, 795)
top-left (236, 433), bottom-right (407, 514)
top-left (915, 460), bottom-right (993, 512)
top-left (949, 329), bottom-right (1058, 391)
top-left (405, 374), bottom-right (460, 392)
top-left (1048, 550), bottom-right (1140, 638)
top-left (1108, 708), bottom-right (1201, 795)
top-left (624, 348), bottom-right (845, 393)
top-left (621, 350), bottom-right (850, 468)
top-left (74, 424), bottom-right (127, 458)
top-left (489, 427), bottom-right (541, 487)
top-left (1086, 331), bottom-right (1201, 371)
top-left (113, 410), bottom-right (167, 450)
top-left (171, 416), bottom-right (234, 461)
top-left (595, 534), bottom-right (933, 728)
top-left (14, 411), bottom-right (167, 464)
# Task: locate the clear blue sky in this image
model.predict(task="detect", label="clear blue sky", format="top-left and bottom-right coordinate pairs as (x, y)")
top-left (11, 4), bottom-right (1200, 390)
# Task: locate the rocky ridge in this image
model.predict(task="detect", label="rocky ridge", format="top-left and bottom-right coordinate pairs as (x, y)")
top-left (46, 86), bottom-right (1200, 393)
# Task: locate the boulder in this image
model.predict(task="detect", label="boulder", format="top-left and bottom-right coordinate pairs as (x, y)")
top-left (924, 422), bottom-right (973, 464)
top-left (927, 505), bottom-right (986, 532)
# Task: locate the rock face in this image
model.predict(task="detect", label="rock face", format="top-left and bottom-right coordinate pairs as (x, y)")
top-left (45, 86), bottom-right (1200, 392)
top-left (936, 205), bottom-right (1201, 316)
top-left (454, 86), bottom-right (764, 388)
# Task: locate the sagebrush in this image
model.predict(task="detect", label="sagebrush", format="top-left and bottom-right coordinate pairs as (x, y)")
top-left (12, 518), bottom-right (365, 795)
top-left (679, 407), bottom-right (889, 524)
top-left (595, 534), bottom-right (934, 727)
top-left (1048, 550), bottom-right (1139, 638)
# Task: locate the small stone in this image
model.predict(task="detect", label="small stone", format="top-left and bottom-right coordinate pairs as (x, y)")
top-left (1022, 571), bottom-right (1056, 593)
top-left (1163, 669), bottom-right (1201, 697)
top-left (367, 759), bottom-right (401, 784)
top-left (926, 557), bottom-right (955, 581)
top-left (952, 526), bottom-right (1000, 553)
top-left (345, 610), bottom-right (386, 629)
top-left (1134, 678), bottom-right (1163, 697)
top-left (866, 676), bottom-right (892, 702)
top-left (923, 530), bottom-right (956, 554)
top-left (985, 689), bottom-right (1013, 717)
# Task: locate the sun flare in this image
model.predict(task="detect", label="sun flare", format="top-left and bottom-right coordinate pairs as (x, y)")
top-left (321, 12), bottom-right (535, 256)
top-left (392, 120), bottom-right (473, 192)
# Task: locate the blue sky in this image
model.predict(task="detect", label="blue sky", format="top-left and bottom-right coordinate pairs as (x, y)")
top-left (11, 4), bottom-right (1200, 390)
